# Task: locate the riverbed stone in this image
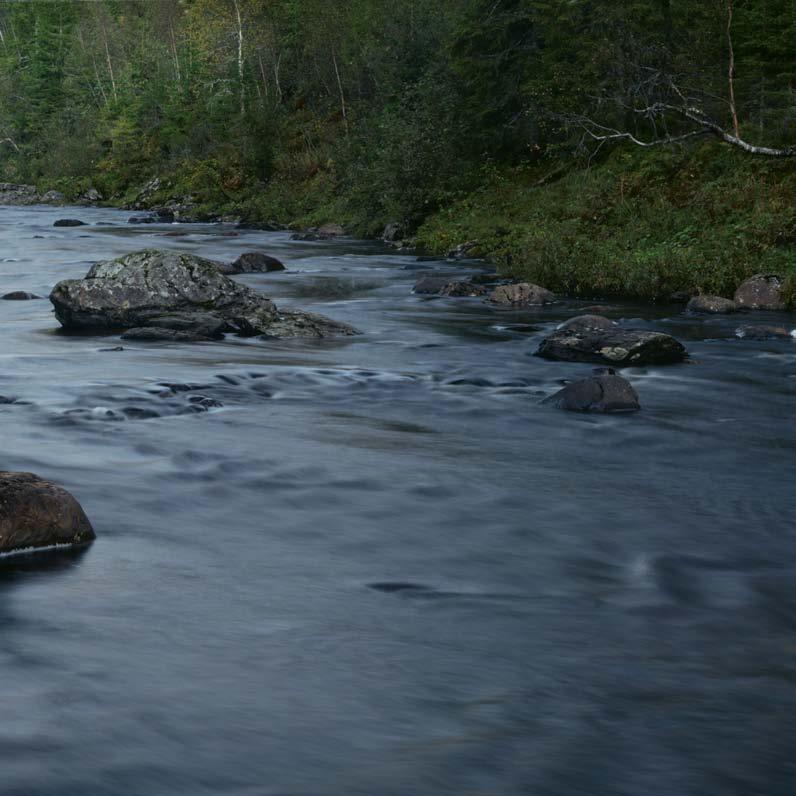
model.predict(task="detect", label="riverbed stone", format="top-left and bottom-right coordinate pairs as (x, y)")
top-left (537, 327), bottom-right (687, 365)
top-left (54, 219), bottom-right (86, 227)
top-left (487, 282), bottom-right (555, 306)
top-left (558, 314), bottom-right (617, 332)
top-left (735, 324), bottom-right (794, 340)
top-left (50, 249), bottom-right (358, 339)
top-left (0, 472), bottom-right (95, 554)
top-left (686, 295), bottom-right (738, 314)
top-left (219, 252), bottom-right (285, 275)
top-left (543, 368), bottom-right (640, 413)
top-left (734, 274), bottom-right (785, 310)
top-left (2, 291), bottom-right (43, 300)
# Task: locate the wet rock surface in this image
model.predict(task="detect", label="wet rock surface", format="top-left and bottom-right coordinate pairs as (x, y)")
top-left (557, 314), bottom-right (617, 333)
top-left (2, 291), bottom-right (43, 300)
top-left (0, 472), bottom-right (95, 554)
top-left (49, 249), bottom-right (358, 340)
top-left (538, 326), bottom-right (687, 365)
top-left (735, 324), bottom-right (794, 340)
top-left (543, 368), bottom-right (640, 413)
top-left (54, 218), bottom-right (87, 227)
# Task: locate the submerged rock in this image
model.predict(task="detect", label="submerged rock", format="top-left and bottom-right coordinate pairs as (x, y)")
top-left (50, 249), bottom-right (358, 340)
top-left (487, 282), bottom-right (555, 306)
top-left (219, 252), bottom-right (285, 275)
top-left (734, 274), bottom-right (785, 310)
top-left (735, 324), bottom-right (795, 341)
top-left (0, 472), bottom-right (95, 554)
top-left (54, 218), bottom-right (86, 227)
top-left (686, 295), bottom-right (737, 314)
top-left (537, 326), bottom-right (687, 365)
top-left (1, 291), bottom-right (43, 300)
top-left (557, 314), bottom-right (617, 332)
top-left (543, 368), bottom-right (640, 413)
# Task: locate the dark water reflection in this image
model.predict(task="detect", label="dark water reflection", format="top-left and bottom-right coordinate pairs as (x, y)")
top-left (1, 205), bottom-right (795, 795)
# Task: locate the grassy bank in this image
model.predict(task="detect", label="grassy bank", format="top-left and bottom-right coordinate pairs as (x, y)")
top-left (414, 144), bottom-right (796, 304)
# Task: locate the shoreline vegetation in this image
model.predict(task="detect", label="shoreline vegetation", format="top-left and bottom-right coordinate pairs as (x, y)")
top-left (0, 1), bottom-right (793, 306)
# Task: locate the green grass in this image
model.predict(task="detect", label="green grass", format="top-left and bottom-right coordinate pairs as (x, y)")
top-left (415, 144), bottom-right (796, 303)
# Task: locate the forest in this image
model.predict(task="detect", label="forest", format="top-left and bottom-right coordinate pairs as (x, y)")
top-left (0, 0), bottom-right (795, 298)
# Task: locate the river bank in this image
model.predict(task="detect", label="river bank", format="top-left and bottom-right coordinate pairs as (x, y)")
top-left (17, 143), bottom-right (795, 309)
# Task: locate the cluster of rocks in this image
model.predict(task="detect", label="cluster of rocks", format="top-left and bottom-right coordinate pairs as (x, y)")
top-left (686, 274), bottom-right (786, 315)
top-left (0, 184), bottom-right (101, 207)
top-left (414, 276), bottom-right (556, 306)
top-left (290, 223), bottom-right (346, 241)
top-left (49, 249), bottom-right (356, 342)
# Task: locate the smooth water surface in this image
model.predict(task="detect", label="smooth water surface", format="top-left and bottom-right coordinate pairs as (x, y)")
top-left (1, 205), bottom-right (794, 795)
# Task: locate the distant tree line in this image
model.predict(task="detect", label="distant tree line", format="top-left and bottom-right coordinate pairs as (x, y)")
top-left (0, 0), bottom-right (793, 225)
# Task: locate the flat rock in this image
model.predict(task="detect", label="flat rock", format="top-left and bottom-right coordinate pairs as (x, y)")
top-left (543, 368), bottom-right (640, 413)
top-left (537, 327), bottom-right (687, 365)
top-left (487, 282), bottom-right (555, 306)
top-left (54, 219), bottom-right (86, 227)
top-left (686, 295), bottom-right (737, 314)
top-left (0, 472), bottom-right (95, 554)
top-left (2, 291), bottom-right (43, 300)
top-left (734, 274), bottom-right (785, 310)
top-left (219, 252), bottom-right (285, 275)
top-left (50, 249), bottom-right (358, 340)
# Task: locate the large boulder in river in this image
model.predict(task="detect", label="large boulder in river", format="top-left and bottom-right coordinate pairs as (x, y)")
top-left (734, 274), bottom-right (785, 310)
top-left (537, 326), bottom-right (687, 365)
top-left (54, 218), bottom-right (86, 227)
top-left (50, 249), bottom-right (358, 339)
top-left (686, 295), bottom-right (737, 314)
top-left (487, 282), bottom-right (555, 306)
top-left (543, 368), bottom-right (640, 413)
top-left (219, 252), bottom-right (285, 275)
top-left (0, 472), bottom-right (95, 554)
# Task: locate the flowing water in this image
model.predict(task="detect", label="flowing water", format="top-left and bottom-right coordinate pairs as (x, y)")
top-left (1, 205), bottom-right (794, 795)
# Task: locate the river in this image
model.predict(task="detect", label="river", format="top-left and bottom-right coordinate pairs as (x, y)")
top-left (1, 204), bottom-right (794, 795)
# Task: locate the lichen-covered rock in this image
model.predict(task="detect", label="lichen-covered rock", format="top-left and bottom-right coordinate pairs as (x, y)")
top-left (219, 252), bottom-right (285, 275)
top-left (543, 368), bottom-right (640, 413)
top-left (487, 282), bottom-right (555, 306)
top-left (0, 472), bottom-right (95, 554)
top-left (537, 327), bottom-right (687, 365)
top-left (439, 281), bottom-right (488, 297)
top-left (50, 249), bottom-right (358, 340)
top-left (686, 295), bottom-right (737, 314)
top-left (734, 274), bottom-right (785, 310)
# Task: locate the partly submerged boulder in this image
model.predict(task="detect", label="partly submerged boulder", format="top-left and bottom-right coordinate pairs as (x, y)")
top-left (686, 295), bottom-right (738, 314)
top-left (50, 249), bottom-right (358, 339)
top-left (219, 252), bottom-right (285, 275)
top-left (537, 326), bottom-right (687, 365)
top-left (2, 291), bottom-right (43, 300)
top-left (543, 368), bottom-right (640, 413)
top-left (734, 274), bottom-right (785, 310)
top-left (487, 282), bottom-right (555, 306)
top-left (0, 472), bottom-right (95, 554)
top-left (557, 314), bottom-right (617, 333)
top-left (54, 218), bottom-right (86, 227)
top-left (735, 324), bottom-right (794, 341)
